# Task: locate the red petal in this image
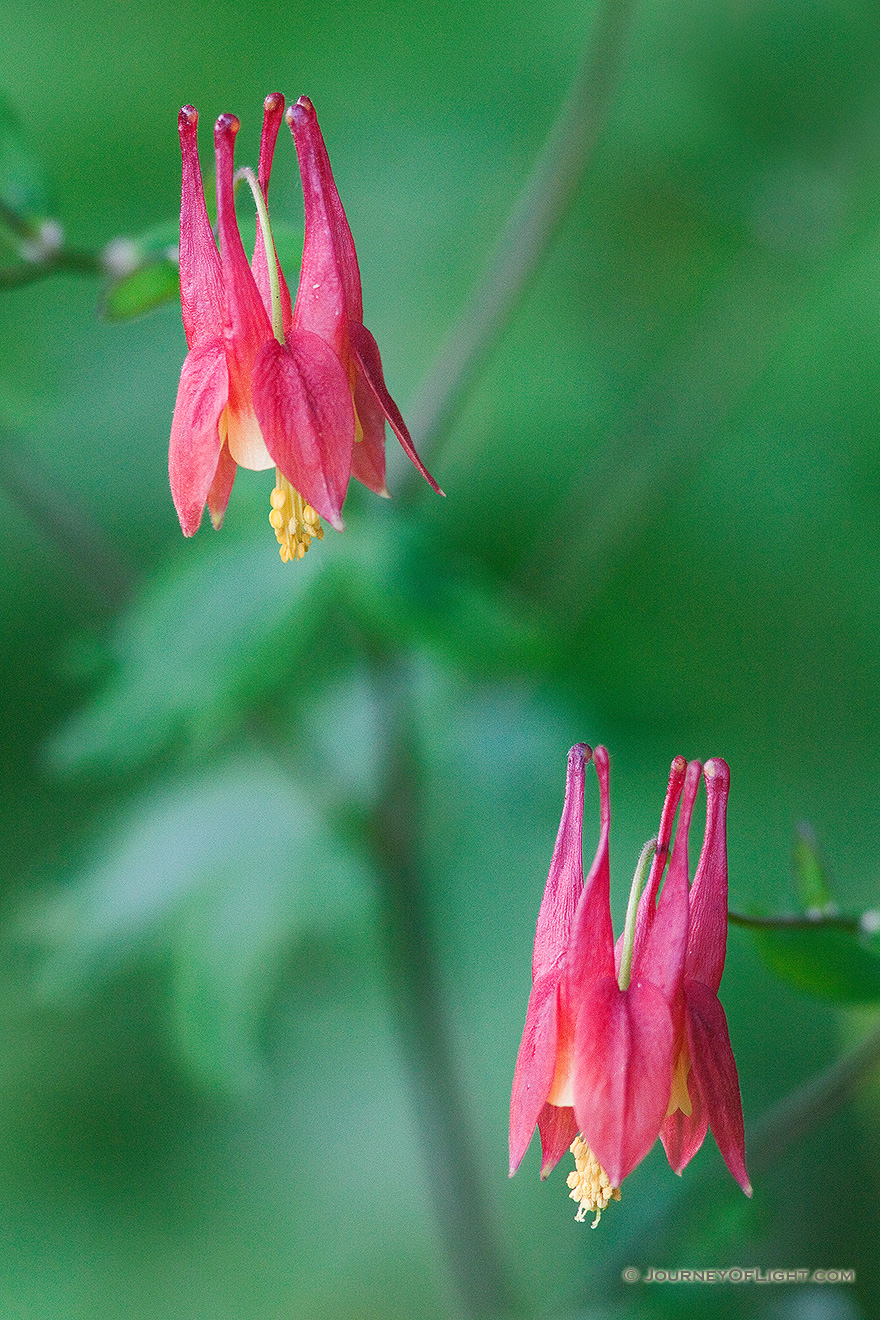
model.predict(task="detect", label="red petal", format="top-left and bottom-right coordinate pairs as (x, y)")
top-left (686, 758), bottom-right (731, 991)
top-left (567, 746), bottom-right (615, 992)
top-left (177, 106), bottom-right (224, 349)
top-left (286, 100), bottom-right (352, 362)
top-left (288, 96), bottom-right (363, 322)
top-left (350, 322), bottom-right (444, 495)
top-left (509, 968), bottom-right (562, 1174)
top-left (214, 115), bottom-right (273, 375)
top-left (537, 1102), bottom-right (578, 1179)
top-left (683, 978), bottom-right (751, 1194)
top-left (572, 974), bottom-right (674, 1187)
top-left (532, 744), bottom-right (591, 980)
top-left (632, 757), bottom-right (687, 958)
top-left (252, 332), bottom-right (355, 529)
top-left (169, 341), bottom-right (229, 536)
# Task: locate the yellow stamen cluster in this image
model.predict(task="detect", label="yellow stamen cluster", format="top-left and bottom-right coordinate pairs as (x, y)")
top-left (566, 1135), bottom-right (621, 1228)
top-left (269, 472), bottom-right (324, 562)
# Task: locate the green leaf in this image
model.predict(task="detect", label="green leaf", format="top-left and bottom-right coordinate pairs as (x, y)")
top-left (747, 921), bottom-right (880, 1004)
top-left (28, 757), bottom-right (369, 1091)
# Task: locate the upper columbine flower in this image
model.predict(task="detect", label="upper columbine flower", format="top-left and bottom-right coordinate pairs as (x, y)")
top-left (509, 746), bottom-right (749, 1225)
top-left (169, 94), bottom-right (441, 561)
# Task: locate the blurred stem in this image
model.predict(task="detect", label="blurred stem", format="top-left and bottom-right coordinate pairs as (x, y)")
top-left (365, 658), bottom-right (518, 1318)
top-left (400, 0), bottom-right (635, 494)
top-left (746, 1014), bottom-right (880, 1177)
top-left (729, 909), bottom-right (862, 934)
top-left (0, 246), bottom-right (102, 288)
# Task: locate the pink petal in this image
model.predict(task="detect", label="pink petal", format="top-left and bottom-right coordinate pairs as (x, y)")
top-left (532, 744), bottom-right (591, 980)
top-left (169, 341), bottom-right (229, 536)
top-left (349, 322), bottom-right (444, 495)
top-left (509, 968), bottom-right (562, 1175)
top-left (214, 114), bottom-right (273, 379)
top-left (631, 756), bottom-right (687, 957)
top-left (573, 974), bottom-right (674, 1187)
top-left (635, 760), bottom-right (701, 1001)
top-left (686, 758), bottom-right (730, 992)
top-left (177, 106), bottom-right (224, 349)
top-left (536, 1102), bottom-right (578, 1179)
top-left (286, 100), bottom-right (351, 362)
top-left (683, 978), bottom-right (751, 1194)
top-left (567, 746), bottom-right (615, 991)
top-left (287, 96), bottom-right (364, 323)
top-left (252, 332), bottom-right (355, 529)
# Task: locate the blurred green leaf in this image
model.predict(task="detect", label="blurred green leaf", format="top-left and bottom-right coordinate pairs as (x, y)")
top-left (747, 920), bottom-right (880, 1004)
top-left (46, 535), bottom-right (336, 772)
top-left (103, 257), bottom-right (180, 321)
top-left (28, 756), bottom-right (370, 1091)
top-left (792, 820), bottom-right (835, 912)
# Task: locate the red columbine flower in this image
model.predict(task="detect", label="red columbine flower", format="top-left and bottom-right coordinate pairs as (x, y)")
top-left (170, 96), bottom-right (354, 555)
top-left (170, 95), bottom-right (440, 561)
top-left (509, 746), bottom-right (749, 1225)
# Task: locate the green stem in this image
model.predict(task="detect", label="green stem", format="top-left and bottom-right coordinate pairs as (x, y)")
top-left (400, 0), bottom-right (635, 493)
top-left (236, 166), bottom-right (285, 343)
top-left (618, 838), bottom-right (657, 991)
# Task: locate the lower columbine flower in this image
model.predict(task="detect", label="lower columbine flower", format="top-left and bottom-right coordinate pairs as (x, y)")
top-left (509, 745), bottom-right (750, 1225)
top-left (170, 94), bottom-right (441, 560)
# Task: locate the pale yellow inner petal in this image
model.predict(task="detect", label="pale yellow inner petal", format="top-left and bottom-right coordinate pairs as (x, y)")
top-left (666, 1048), bottom-right (693, 1118)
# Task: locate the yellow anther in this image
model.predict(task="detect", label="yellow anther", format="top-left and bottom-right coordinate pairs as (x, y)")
top-left (566, 1135), bottom-right (621, 1228)
top-left (269, 470), bottom-right (324, 562)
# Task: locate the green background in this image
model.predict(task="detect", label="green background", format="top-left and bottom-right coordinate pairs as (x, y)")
top-left (0, 0), bottom-right (878, 1316)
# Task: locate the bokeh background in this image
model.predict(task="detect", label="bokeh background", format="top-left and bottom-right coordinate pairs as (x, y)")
top-left (0, 0), bottom-right (879, 1316)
